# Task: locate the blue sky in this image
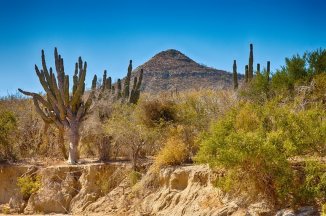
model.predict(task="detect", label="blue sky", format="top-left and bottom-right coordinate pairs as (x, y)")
top-left (0, 0), bottom-right (325, 96)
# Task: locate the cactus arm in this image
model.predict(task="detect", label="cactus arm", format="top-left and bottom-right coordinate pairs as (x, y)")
top-left (71, 59), bottom-right (87, 108)
top-left (18, 88), bottom-right (51, 109)
top-left (35, 66), bottom-right (58, 106)
top-left (85, 75), bottom-right (97, 112)
top-left (50, 71), bottom-right (66, 121)
top-left (64, 75), bottom-right (69, 105)
top-left (32, 97), bottom-right (52, 123)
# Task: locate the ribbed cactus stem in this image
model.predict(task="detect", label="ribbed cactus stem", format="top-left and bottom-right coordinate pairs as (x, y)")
top-left (267, 61), bottom-right (271, 82)
top-left (233, 60), bottom-right (238, 89)
top-left (245, 65), bottom-right (249, 83)
top-left (257, 63), bottom-right (260, 74)
top-left (117, 79), bottom-right (122, 98)
top-left (248, 43), bottom-right (254, 80)
top-left (107, 77), bottom-right (112, 90)
top-left (129, 69), bottom-right (143, 104)
top-left (124, 60), bottom-right (132, 98)
top-left (102, 70), bottom-right (107, 90)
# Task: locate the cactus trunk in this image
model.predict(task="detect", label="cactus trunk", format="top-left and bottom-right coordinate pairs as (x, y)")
top-left (67, 120), bottom-right (80, 164)
top-left (58, 126), bottom-right (67, 159)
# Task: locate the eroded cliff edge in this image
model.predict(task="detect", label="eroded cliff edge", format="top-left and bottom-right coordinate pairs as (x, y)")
top-left (0, 163), bottom-right (320, 215)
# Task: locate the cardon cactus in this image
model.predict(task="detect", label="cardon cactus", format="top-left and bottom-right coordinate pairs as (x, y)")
top-left (100, 60), bottom-right (143, 104)
top-left (257, 63), bottom-right (261, 74)
top-left (124, 60), bottom-right (132, 98)
top-left (248, 44), bottom-right (254, 80)
top-left (19, 48), bottom-right (97, 164)
top-left (233, 60), bottom-right (238, 89)
top-left (129, 69), bottom-right (143, 104)
top-left (245, 65), bottom-right (249, 83)
top-left (267, 61), bottom-right (271, 81)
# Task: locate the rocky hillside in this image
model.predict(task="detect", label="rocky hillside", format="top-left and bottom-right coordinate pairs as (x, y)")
top-left (132, 49), bottom-right (239, 93)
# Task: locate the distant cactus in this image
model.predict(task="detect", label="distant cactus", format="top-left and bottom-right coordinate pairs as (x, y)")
top-left (117, 79), bottom-right (122, 99)
top-left (129, 69), bottom-right (143, 104)
top-left (248, 44), bottom-right (254, 80)
top-left (107, 77), bottom-right (112, 90)
top-left (233, 60), bottom-right (238, 89)
top-left (102, 70), bottom-right (108, 90)
top-left (245, 65), bottom-right (249, 83)
top-left (267, 61), bottom-right (271, 82)
top-left (257, 63), bottom-right (261, 74)
top-left (99, 60), bottom-right (143, 104)
top-left (124, 60), bottom-right (132, 98)
top-left (99, 70), bottom-right (112, 99)
top-left (18, 48), bottom-right (97, 164)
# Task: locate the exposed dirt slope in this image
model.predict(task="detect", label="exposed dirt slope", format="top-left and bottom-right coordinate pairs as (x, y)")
top-left (0, 163), bottom-right (320, 215)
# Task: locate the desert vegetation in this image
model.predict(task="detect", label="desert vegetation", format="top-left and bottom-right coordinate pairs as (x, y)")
top-left (0, 45), bottom-right (325, 213)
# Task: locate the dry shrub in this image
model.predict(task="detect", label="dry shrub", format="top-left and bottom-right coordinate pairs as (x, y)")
top-left (138, 99), bottom-right (176, 127)
top-left (154, 126), bottom-right (189, 169)
top-left (80, 96), bottom-right (115, 160)
top-left (0, 95), bottom-right (61, 160)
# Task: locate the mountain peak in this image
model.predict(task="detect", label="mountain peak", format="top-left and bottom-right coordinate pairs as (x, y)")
top-left (131, 49), bottom-right (236, 93)
top-left (152, 49), bottom-right (195, 63)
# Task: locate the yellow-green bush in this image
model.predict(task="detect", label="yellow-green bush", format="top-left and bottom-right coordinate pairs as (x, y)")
top-left (296, 161), bottom-right (326, 205)
top-left (154, 126), bottom-right (189, 168)
top-left (128, 170), bottom-right (142, 186)
top-left (17, 175), bottom-right (41, 200)
top-left (195, 100), bottom-right (326, 206)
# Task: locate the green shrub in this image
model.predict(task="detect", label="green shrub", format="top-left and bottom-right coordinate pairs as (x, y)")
top-left (195, 101), bottom-right (325, 206)
top-left (240, 70), bottom-right (271, 103)
top-left (296, 161), bottom-right (326, 205)
top-left (129, 170), bottom-right (142, 186)
top-left (17, 175), bottom-right (41, 200)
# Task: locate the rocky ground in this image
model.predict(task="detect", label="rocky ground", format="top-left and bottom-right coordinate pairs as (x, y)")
top-left (0, 162), bottom-right (321, 215)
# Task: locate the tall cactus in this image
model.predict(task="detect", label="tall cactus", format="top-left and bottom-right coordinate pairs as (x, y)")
top-left (124, 60), bottom-right (132, 98)
top-left (129, 69), bottom-right (143, 104)
top-left (233, 60), bottom-right (238, 89)
top-left (117, 79), bottom-right (122, 98)
top-left (99, 70), bottom-right (112, 99)
top-left (257, 63), bottom-right (261, 74)
top-left (98, 61), bottom-right (143, 104)
top-left (18, 48), bottom-right (97, 164)
top-left (245, 65), bottom-right (249, 83)
top-left (248, 43), bottom-right (254, 80)
top-left (267, 61), bottom-right (271, 82)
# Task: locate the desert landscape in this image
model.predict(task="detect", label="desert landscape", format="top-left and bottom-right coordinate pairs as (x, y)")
top-left (0, 0), bottom-right (325, 215)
